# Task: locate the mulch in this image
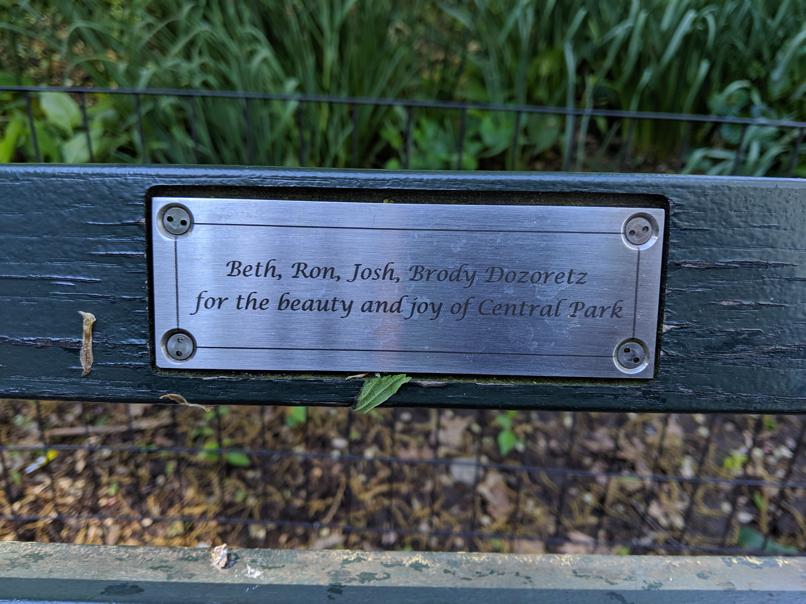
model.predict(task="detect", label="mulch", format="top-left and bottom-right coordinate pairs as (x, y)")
top-left (0, 400), bottom-right (803, 554)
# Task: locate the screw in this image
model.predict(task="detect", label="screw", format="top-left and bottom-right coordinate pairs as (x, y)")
top-left (614, 339), bottom-right (648, 372)
top-left (161, 204), bottom-right (192, 236)
top-left (624, 215), bottom-right (654, 246)
top-left (165, 330), bottom-right (196, 361)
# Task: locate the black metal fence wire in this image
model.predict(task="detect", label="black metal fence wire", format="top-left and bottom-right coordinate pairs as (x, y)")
top-left (0, 85), bottom-right (803, 174)
top-left (0, 402), bottom-right (804, 556)
top-left (0, 86), bottom-right (804, 556)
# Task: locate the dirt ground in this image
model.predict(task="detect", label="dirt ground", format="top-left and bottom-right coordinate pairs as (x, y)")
top-left (0, 400), bottom-right (803, 555)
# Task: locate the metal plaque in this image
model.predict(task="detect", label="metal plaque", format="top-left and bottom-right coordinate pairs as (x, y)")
top-left (151, 197), bottom-right (665, 378)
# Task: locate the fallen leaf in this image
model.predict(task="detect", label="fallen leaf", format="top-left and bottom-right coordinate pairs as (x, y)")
top-left (449, 458), bottom-right (477, 486)
top-left (478, 470), bottom-right (513, 522)
top-left (647, 488), bottom-right (685, 530)
top-left (584, 427), bottom-right (616, 453)
top-left (396, 445), bottom-right (431, 461)
top-left (513, 539), bottom-right (545, 554)
top-left (311, 532), bottom-right (345, 550)
top-left (439, 415), bottom-right (472, 449)
top-left (104, 523), bottom-right (121, 546)
top-left (557, 530), bottom-right (596, 554)
top-left (78, 311), bottom-right (96, 376)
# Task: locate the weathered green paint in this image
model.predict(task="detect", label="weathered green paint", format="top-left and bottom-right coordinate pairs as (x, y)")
top-left (0, 166), bottom-right (804, 412)
top-left (0, 541), bottom-right (804, 603)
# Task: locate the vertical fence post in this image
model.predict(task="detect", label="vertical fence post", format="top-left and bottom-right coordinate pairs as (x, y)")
top-left (243, 96), bottom-right (255, 165)
top-left (78, 92), bottom-right (95, 162)
top-left (677, 415), bottom-right (720, 550)
top-left (619, 119), bottom-right (635, 172)
top-left (631, 414), bottom-right (671, 550)
top-left (760, 419), bottom-right (805, 552)
top-left (550, 413), bottom-right (578, 548)
top-left (455, 107), bottom-right (467, 170)
top-left (468, 408), bottom-right (484, 551)
top-left (133, 94), bottom-right (148, 163)
top-left (510, 111), bottom-right (521, 171)
top-left (186, 97), bottom-right (201, 164)
top-left (350, 103), bottom-right (359, 168)
top-left (787, 128), bottom-right (803, 177)
top-left (562, 108), bottom-right (575, 172)
top-left (731, 124), bottom-right (749, 175)
top-left (23, 92), bottom-right (42, 162)
top-left (296, 102), bottom-right (307, 167)
top-left (404, 105), bottom-right (414, 169)
top-left (0, 445), bottom-right (18, 539)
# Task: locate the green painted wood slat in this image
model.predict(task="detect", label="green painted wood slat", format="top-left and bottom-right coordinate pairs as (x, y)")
top-left (0, 166), bottom-right (803, 412)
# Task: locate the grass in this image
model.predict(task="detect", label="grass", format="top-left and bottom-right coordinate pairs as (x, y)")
top-left (0, 0), bottom-right (803, 174)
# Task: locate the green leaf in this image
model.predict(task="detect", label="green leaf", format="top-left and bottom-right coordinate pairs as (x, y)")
top-left (285, 406), bottom-right (307, 427)
top-left (40, 92), bottom-right (81, 134)
top-left (0, 115), bottom-right (24, 163)
top-left (224, 451), bottom-right (251, 467)
top-left (478, 114), bottom-right (512, 155)
top-left (737, 526), bottom-right (798, 554)
top-left (199, 439), bottom-right (220, 463)
top-left (529, 115), bottom-right (561, 155)
top-left (752, 491), bottom-right (767, 515)
top-left (33, 123), bottom-right (60, 162)
top-left (497, 430), bottom-right (518, 456)
top-left (494, 413), bottom-right (512, 431)
top-left (722, 451), bottom-right (748, 474)
top-left (380, 122), bottom-right (402, 150)
top-left (61, 134), bottom-right (90, 163)
top-left (354, 374), bottom-right (411, 414)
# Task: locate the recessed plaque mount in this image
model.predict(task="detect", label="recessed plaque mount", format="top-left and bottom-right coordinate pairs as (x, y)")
top-left (150, 196), bottom-right (665, 379)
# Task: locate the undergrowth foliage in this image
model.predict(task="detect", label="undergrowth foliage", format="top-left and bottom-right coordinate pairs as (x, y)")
top-left (0, 0), bottom-right (803, 173)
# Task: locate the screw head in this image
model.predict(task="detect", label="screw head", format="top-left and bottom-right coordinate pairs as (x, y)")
top-left (614, 339), bottom-right (648, 373)
top-left (161, 204), bottom-right (193, 236)
top-left (624, 215), bottom-right (654, 247)
top-left (164, 330), bottom-right (196, 361)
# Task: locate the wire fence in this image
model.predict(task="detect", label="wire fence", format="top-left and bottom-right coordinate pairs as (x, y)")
top-left (0, 85), bottom-right (803, 174)
top-left (1, 401), bottom-right (804, 556)
top-left (0, 86), bottom-right (804, 556)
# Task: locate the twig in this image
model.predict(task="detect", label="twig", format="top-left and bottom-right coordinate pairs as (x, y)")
top-left (78, 311), bottom-right (96, 376)
top-left (321, 475), bottom-right (347, 525)
top-left (160, 393), bottom-right (211, 412)
top-left (45, 416), bottom-right (171, 438)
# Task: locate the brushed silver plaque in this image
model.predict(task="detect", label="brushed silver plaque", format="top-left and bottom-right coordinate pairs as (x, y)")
top-left (151, 197), bottom-right (665, 378)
